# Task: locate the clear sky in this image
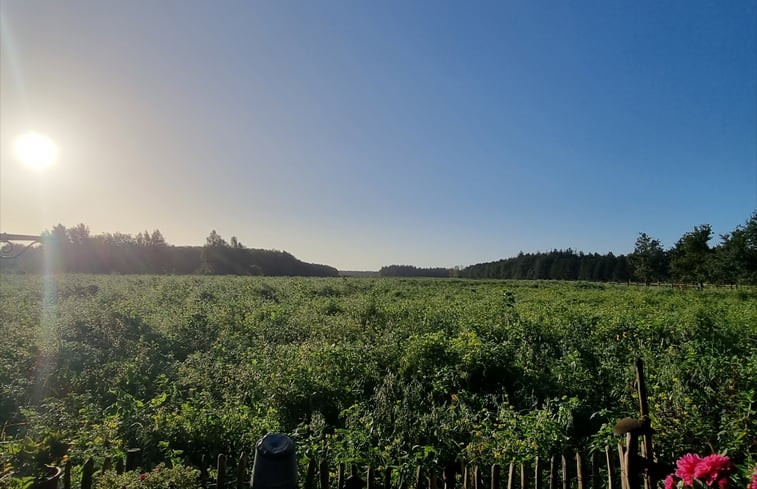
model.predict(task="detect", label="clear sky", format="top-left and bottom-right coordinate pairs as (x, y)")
top-left (1, 1), bottom-right (755, 270)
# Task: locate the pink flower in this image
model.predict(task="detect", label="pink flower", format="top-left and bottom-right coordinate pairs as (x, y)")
top-left (665, 474), bottom-right (677, 489)
top-left (675, 453), bottom-right (703, 486)
top-left (750, 467), bottom-right (757, 489)
top-left (694, 454), bottom-right (732, 486)
top-left (717, 478), bottom-right (728, 489)
top-left (139, 474), bottom-right (146, 481)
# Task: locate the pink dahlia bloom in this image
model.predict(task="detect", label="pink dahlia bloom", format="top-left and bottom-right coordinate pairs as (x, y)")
top-left (694, 454), bottom-right (732, 486)
top-left (675, 453), bottom-right (703, 486)
top-left (665, 474), bottom-right (677, 489)
top-left (750, 467), bottom-right (757, 489)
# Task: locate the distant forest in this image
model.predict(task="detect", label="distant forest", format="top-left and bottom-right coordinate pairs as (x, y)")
top-left (385, 212), bottom-right (757, 285)
top-left (0, 225), bottom-right (338, 277)
top-left (2, 212), bottom-right (756, 284)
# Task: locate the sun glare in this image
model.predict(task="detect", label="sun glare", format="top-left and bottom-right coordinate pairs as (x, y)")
top-left (15, 132), bottom-right (58, 170)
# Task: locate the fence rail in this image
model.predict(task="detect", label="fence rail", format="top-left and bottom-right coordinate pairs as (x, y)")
top-left (38, 361), bottom-right (660, 489)
top-left (50, 442), bottom-right (655, 489)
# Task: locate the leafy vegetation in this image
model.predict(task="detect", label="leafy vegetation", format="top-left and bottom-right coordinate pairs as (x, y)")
top-left (1, 276), bottom-right (755, 484)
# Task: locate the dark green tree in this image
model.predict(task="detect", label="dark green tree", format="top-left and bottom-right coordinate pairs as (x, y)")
top-left (628, 233), bottom-right (667, 285)
top-left (670, 225), bottom-right (713, 287)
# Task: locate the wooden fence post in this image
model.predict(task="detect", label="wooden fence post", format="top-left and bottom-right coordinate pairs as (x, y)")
top-left (590, 452), bottom-right (599, 489)
top-left (576, 453), bottom-right (584, 489)
top-left (548, 457), bottom-right (556, 489)
top-left (200, 454), bottom-right (209, 489)
top-left (561, 456), bottom-right (567, 489)
top-left (533, 457), bottom-right (540, 489)
top-left (80, 459), bottom-right (94, 489)
top-left (635, 358), bottom-right (655, 489)
top-left (474, 466), bottom-right (481, 489)
top-left (338, 464), bottom-right (345, 489)
top-left (416, 466), bottom-right (425, 489)
top-left (385, 467), bottom-right (392, 489)
top-left (444, 465), bottom-right (455, 489)
top-left (306, 459), bottom-right (318, 489)
top-left (520, 462), bottom-right (528, 489)
top-left (101, 457), bottom-right (112, 474)
top-left (64, 461), bottom-right (71, 489)
top-left (507, 463), bottom-right (515, 489)
top-left (320, 460), bottom-right (329, 489)
top-left (237, 452), bottom-right (248, 489)
top-left (217, 454), bottom-right (227, 489)
top-left (617, 445), bottom-right (627, 489)
top-left (491, 464), bottom-right (501, 489)
top-left (605, 446), bottom-right (614, 489)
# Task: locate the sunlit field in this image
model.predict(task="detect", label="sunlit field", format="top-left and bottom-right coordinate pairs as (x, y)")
top-left (2, 275), bottom-right (755, 480)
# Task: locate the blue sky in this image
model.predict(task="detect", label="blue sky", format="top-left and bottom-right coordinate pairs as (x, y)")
top-left (1, 1), bottom-right (755, 269)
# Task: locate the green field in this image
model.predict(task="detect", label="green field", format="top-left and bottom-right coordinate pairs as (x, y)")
top-left (1, 275), bottom-right (755, 479)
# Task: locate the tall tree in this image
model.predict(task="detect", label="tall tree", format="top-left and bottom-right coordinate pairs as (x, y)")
top-left (670, 225), bottom-right (713, 287)
top-left (628, 233), bottom-right (667, 285)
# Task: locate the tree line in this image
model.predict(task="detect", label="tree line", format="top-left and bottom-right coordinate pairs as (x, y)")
top-left (379, 265), bottom-right (451, 277)
top-left (0, 224), bottom-right (338, 277)
top-left (459, 212), bottom-right (757, 285)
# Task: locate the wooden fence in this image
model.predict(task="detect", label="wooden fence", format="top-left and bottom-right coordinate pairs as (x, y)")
top-left (45, 444), bottom-right (656, 489)
top-left (38, 360), bottom-right (661, 489)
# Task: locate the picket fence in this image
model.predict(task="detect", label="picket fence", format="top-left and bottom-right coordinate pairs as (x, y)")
top-left (40, 444), bottom-right (655, 489)
top-left (36, 360), bottom-right (659, 489)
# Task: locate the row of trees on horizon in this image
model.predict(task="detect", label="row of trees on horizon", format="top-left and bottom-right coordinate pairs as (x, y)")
top-left (2, 212), bottom-right (756, 285)
top-left (0, 225), bottom-right (338, 277)
top-left (386, 212), bottom-right (757, 285)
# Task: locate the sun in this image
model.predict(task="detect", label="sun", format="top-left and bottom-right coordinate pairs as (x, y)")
top-left (15, 132), bottom-right (58, 170)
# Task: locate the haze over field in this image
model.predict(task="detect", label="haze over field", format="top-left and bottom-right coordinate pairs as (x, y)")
top-left (1, 1), bottom-right (755, 270)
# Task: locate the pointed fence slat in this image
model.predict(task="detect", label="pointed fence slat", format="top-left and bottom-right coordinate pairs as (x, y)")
top-left (561, 456), bottom-right (568, 489)
top-left (533, 458), bottom-right (540, 489)
top-left (491, 464), bottom-right (501, 489)
top-left (416, 466), bottom-right (425, 489)
top-left (549, 457), bottom-right (557, 489)
top-left (306, 459), bottom-right (318, 489)
top-left (217, 454), bottom-right (227, 489)
top-left (576, 453), bottom-right (584, 489)
top-left (605, 447), bottom-right (615, 489)
top-left (384, 467), bottom-right (392, 489)
top-left (617, 445), bottom-right (627, 489)
top-left (237, 452), bottom-right (248, 489)
top-left (591, 452), bottom-right (600, 489)
top-left (80, 459), bottom-right (94, 489)
top-left (338, 464), bottom-right (346, 489)
top-left (367, 466), bottom-right (374, 489)
top-left (474, 466), bottom-right (481, 489)
top-left (102, 457), bottom-right (112, 474)
top-left (200, 454), bottom-right (209, 489)
top-left (320, 460), bottom-right (329, 489)
top-left (507, 463), bottom-right (515, 489)
top-left (115, 457), bottom-right (124, 475)
top-left (520, 462), bottom-right (528, 489)
top-left (64, 461), bottom-right (71, 489)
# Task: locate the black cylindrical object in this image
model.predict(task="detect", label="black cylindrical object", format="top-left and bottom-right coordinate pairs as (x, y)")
top-left (250, 433), bottom-right (298, 489)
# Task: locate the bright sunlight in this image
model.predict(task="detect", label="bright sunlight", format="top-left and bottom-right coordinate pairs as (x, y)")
top-left (14, 132), bottom-right (58, 170)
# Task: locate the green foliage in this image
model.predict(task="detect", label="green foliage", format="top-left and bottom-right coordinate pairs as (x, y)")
top-left (94, 465), bottom-right (199, 489)
top-left (1, 276), bottom-right (755, 476)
